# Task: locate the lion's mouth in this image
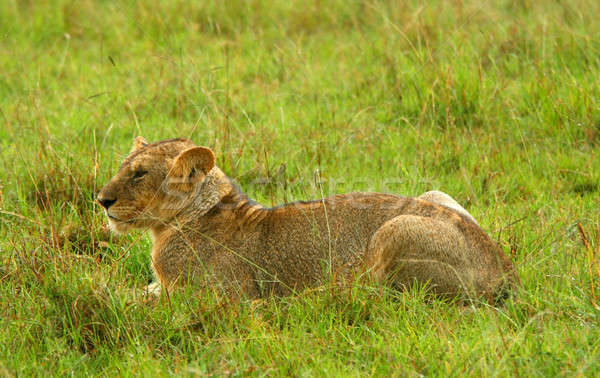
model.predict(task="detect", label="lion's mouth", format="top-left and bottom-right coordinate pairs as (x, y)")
top-left (107, 213), bottom-right (128, 223)
top-left (107, 212), bottom-right (139, 224)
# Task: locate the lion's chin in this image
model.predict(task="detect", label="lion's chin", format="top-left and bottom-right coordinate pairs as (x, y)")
top-left (107, 218), bottom-right (133, 234)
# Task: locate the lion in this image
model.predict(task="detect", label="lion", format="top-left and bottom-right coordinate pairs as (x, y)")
top-left (97, 137), bottom-right (519, 302)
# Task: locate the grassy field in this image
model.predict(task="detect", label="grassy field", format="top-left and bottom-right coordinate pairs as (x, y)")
top-left (1, 0), bottom-right (599, 375)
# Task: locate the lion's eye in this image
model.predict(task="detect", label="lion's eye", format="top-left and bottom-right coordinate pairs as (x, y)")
top-left (132, 170), bottom-right (148, 180)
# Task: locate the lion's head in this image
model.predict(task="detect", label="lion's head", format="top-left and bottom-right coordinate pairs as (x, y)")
top-left (97, 137), bottom-right (218, 233)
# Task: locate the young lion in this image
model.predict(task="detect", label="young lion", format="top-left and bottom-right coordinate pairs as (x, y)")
top-left (97, 137), bottom-right (518, 302)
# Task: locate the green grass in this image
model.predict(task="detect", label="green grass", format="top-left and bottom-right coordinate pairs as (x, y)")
top-left (1, 0), bottom-right (599, 375)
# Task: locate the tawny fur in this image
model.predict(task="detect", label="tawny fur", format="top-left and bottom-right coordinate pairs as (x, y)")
top-left (97, 138), bottom-right (519, 302)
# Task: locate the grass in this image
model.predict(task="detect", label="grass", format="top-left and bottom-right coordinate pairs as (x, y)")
top-left (1, 0), bottom-right (599, 375)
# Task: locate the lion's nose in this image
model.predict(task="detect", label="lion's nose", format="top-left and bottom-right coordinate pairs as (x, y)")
top-left (97, 196), bottom-right (117, 209)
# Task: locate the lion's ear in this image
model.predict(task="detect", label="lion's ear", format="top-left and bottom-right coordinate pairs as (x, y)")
top-left (131, 136), bottom-right (148, 152)
top-left (167, 146), bottom-right (215, 192)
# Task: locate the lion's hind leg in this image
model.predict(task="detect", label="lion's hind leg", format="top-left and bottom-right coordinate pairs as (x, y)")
top-left (366, 215), bottom-right (484, 299)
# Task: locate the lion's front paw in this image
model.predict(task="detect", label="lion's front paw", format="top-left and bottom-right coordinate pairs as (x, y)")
top-left (144, 282), bottom-right (161, 297)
